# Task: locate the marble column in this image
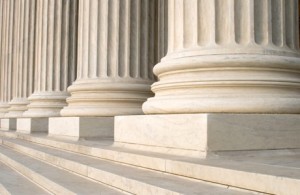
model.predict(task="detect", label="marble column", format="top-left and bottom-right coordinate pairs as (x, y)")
top-left (143, 0), bottom-right (300, 114)
top-left (23, 0), bottom-right (77, 117)
top-left (0, 0), bottom-right (14, 116)
top-left (6, 0), bottom-right (36, 117)
top-left (156, 0), bottom-right (168, 65)
top-left (60, 0), bottom-right (158, 117)
top-left (0, 0), bottom-right (5, 115)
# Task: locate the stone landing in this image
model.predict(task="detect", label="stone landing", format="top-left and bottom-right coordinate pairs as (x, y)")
top-left (115, 114), bottom-right (300, 157)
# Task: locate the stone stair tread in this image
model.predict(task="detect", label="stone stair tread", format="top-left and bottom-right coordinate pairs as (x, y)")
top-left (0, 161), bottom-right (48, 195)
top-left (0, 145), bottom-right (124, 195)
top-left (4, 131), bottom-right (300, 180)
top-left (2, 131), bottom-right (300, 194)
top-left (1, 137), bottom-right (254, 195)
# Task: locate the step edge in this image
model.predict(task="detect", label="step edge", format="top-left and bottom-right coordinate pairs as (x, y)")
top-left (2, 132), bottom-right (299, 194)
top-left (2, 139), bottom-right (184, 195)
top-left (0, 146), bottom-right (76, 195)
top-left (0, 183), bottom-right (11, 195)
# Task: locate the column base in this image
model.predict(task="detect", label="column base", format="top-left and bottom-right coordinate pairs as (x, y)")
top-left (0, 118), bottom-right (16, 131)
top-left (115, 114), bottom-right (300, 158)
top-left (16, 118), bottom-right (49, 134)
top-left (0, 103), bottom-right (10, 117)
top-left (60, 81), bottom-right (152, 117)
top-left (23, 92), bottom-right (69, 117)
top-left (48, 117), bottom-right (114, 140)
top-left (5, 98), bottom-right (29, 118)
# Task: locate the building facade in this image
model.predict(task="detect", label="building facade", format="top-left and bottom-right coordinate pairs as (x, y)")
top-left (0, 0), bottom-right (299, 146)
top-left (0, 0), bottom-right (300, 194)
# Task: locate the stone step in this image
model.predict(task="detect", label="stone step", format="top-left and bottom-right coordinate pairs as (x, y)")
top-left (0, 161), bottom-right (49, 195)
top-left (0, 183), bottom-right (10, 195)
top-left (0, 145), bottom-right (125, 195)
top-left (0, 131), bottom-right (298, 195)
top-left (0, 137), bottom-right (255, 195)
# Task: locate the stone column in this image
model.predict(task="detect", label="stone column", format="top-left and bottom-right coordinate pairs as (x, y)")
top-left (23, 0), bottom-right (77, 117)
top-left (6, 0), bottom-right (36, 117)
top-left (60, 0), bottom-right (157, 117)
top-left (143, 0), bottom-right (300, 114)
top-left (0, 0), bottom-right (5, 115)
top-left (0, 0), bottom-right (14, 116)
top-left (115, 0), bottom-right (300, 157)
top-left (156, 0), bottom-right (168, 64)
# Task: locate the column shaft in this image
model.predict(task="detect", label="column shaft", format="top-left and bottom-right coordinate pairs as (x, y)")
top-left (6, 0), bottom-right (36, 117)
top-left (143, 0), bottom-right (300, 114)
top-left (0, 0), bottom-right (14, 116)
top-left (24, 0), bottom-right (77, 117)
top-left (61, 0), bottom-right (159, 117)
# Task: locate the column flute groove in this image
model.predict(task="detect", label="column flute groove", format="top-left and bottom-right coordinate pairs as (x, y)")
top-left (24, 0), bottom-right (78, 117)
top-left (6, 0), bottom-right (36, 117)
top-left (61, 0), bottom-right (163, 117)
top-left (143, 0), bottom-right (300, 114)
top-left (0, 0), bottom-right (14, 116)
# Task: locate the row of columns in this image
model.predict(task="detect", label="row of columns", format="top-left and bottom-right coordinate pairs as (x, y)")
top-left (0, 0), bottom-right (299, 122)
top-left (0, 0), bottom-right (167, 118)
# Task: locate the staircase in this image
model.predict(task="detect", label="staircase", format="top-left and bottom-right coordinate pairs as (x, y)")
top-left (0, 131), bottom-right (299, 195)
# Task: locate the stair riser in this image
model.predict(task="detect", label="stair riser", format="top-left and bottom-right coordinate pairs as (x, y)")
top-left (6, 132), bottom-right (166, 171)
top-left (1, 140), bottom-right (180, 195)
top-left (0, 151), bottom-right (75, 195)
top-left (1, 132), bottom-right (299, 195)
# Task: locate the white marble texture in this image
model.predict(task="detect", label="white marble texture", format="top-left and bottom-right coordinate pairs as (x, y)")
top-left (0, 0), bottom-right (14, 116)
top-left (49, 117), bottom-right (114, 140)
top-left (6, 0), bottom-right (36, 117)
top-left (60, 0), bottom-right (166, 117)
top-left (115, 114), bottom-right (300, 157)
top-left (0, 119), bottom-right (16, 131)
top-left (23, 0), bottom-right (77, 117)
top-left (1, 131), bottom-right (300, 195)
top-left (143, 0), bottom-right (300, 114)
top-left (16, 118), bottom-right (48, 134)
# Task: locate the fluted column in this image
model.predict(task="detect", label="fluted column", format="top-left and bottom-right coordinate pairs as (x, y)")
top-left (61, 0), bottom-right (158, 117)
top-left (6, 0), bottom-right (36, 117)
top-left (0, 0), bottom-right (5, 115)
top-left (0, 0), bottom-right (14, 116)
top-left (23, 0), bottom-right (77, 117)
top-left (156, 0), bottom-right (168, 64)
top-left (143, 0), bottom-right (300, 114)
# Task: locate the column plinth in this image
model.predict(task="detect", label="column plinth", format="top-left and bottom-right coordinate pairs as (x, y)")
top-left (60, 0), bottom-right (158, 117)
top-left (143, 0), bottom-right (300, 114)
